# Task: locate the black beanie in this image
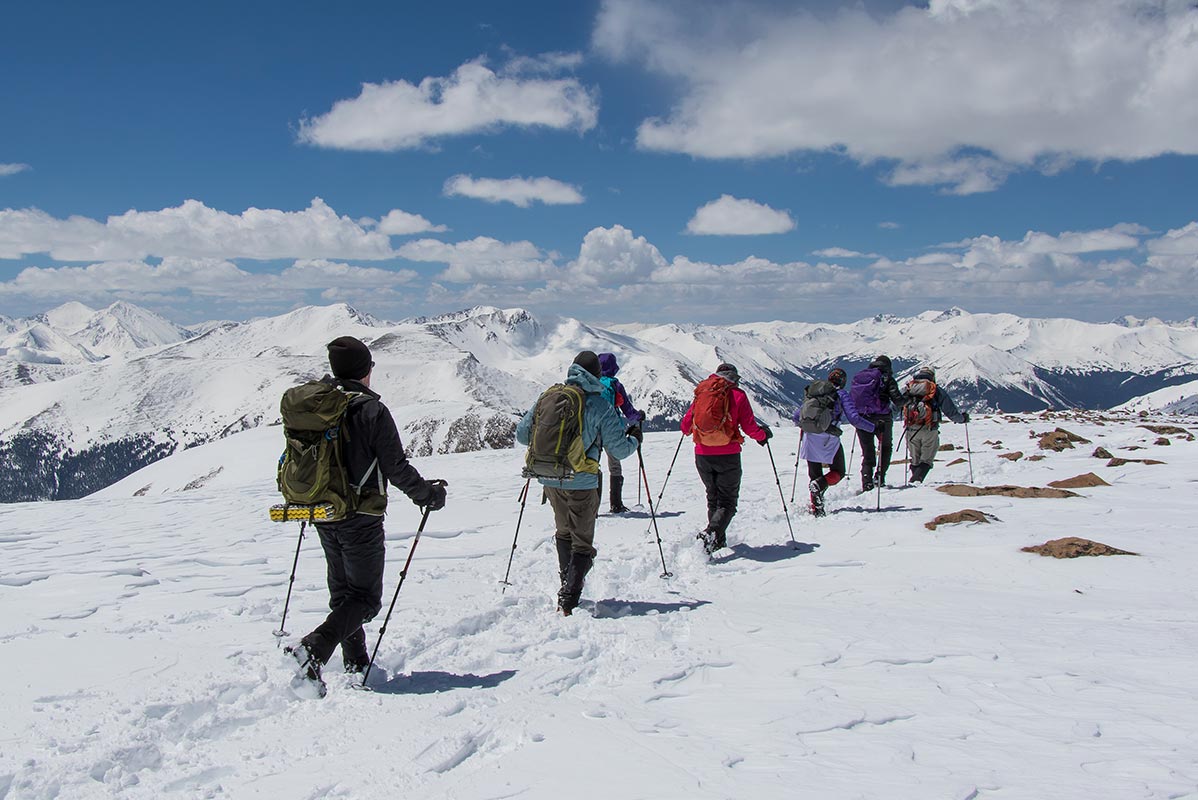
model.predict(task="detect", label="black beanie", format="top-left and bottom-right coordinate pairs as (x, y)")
top-left (573, 350), bottom-right (601, 378)
top-left (870, 355), bottom-right (892, 372)
top-left (327, 336), bottom-right (373, 380)
top-left (715, 363), bottom-right (740, 384)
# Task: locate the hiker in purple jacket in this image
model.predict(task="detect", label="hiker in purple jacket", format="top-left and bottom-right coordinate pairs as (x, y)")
top-left (849, 355), bottom-right (906, 491)
top-left (794, 368), bottom-right (875, 517)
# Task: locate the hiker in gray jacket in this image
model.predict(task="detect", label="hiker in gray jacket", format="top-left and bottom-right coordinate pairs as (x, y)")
top-left (516, 351), bottom-right (641, 615)
top-left (901, 366), bottom-right (968, 482)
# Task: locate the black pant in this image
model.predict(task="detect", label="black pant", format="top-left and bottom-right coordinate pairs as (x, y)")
top-left (305, 514), bottom-right (385, 665)
top-left (856, 414), bottom-right (895, 481)
top-left (696, 453), bottom-right (742, 535)
top-left (807, 444), bottom-right (846, 490)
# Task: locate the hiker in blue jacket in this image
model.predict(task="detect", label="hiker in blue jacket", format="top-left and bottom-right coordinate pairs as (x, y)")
top-left (516, 351), bottom-right (641, 615)
top-left (795, 368), bottom-right (875, 517)
top-left (597, 352), bottom-right (646, 513)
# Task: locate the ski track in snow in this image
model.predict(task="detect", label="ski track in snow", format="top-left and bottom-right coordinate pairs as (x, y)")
top-left (1, 416), bottom-right (1198, 798)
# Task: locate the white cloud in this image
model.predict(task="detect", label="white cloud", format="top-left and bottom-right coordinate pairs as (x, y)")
top-left (885, 155), bottom-right (1015, 195)
top-left (878, 221), bottom-right (901, 230)
top-left (1146, 222), bottom-right (1198, 271)
top-left (567, 225), bottom-right (668, 286)
top-left (685, 195), bottom-right (795, 235)
top-left (297, 56), bottom-right (598, 151)
top-left (0, 163), bottom-right (31, 177)
top-left (397, 236), bottom-right (554, 282)
top-left (0, 198), bottom-right (396, 261)
top-left (813, 247), bottom-right (879, 259)
top-left (444, 174), bottom-right (585, 207)
top-left (373, 209), bottom-right (448, 235)
top-left (594, 0), bottom-right (1198, 191)
top-left (0, 257), bottom-right (418, 303)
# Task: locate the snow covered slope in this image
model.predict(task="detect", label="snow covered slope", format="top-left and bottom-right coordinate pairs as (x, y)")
top-left (3, 413), bottom-right (1197, 798)
top-left (4, 301), bottom-right (1198, 503)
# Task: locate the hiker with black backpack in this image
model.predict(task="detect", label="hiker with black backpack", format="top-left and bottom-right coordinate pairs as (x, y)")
top-left (901, 366), bottom-right (967, 483)
top-left (280, 336), bottom-right (447, 695)
top-left (849, 355), bottom-right (906, 492)
top-left (680, 363), bottom-right (771, 553)
top-left (794, 368), bottom-right (875, 517)
top-left (515, 351), bottom-right (641, 615)
top-left (597, 352), bottom-right (646, 514)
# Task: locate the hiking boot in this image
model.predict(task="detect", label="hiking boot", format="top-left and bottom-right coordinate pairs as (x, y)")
top-left (558, 551), bottom-right (593, 615)
top-left (341, 628), bottom-right (370, 674)
top-left (810, 491), bottom-right (826, 517)
top-left (874, 469), bottom-right (887, 488)
top-left (285, 641), bottom-right (327, 698)
top-left (554, 537), bottom-right (572, 590)
top-left (609, 475), bottom-right (630, 513)
top-left (697, 530), bottom-right (716, 555)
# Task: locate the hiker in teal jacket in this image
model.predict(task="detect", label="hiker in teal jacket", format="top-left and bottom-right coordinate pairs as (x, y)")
top-left (516, 351), bottom-right (641, 614)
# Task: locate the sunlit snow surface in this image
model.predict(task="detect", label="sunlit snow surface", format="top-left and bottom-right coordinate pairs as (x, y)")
top-left (2, 415), bottom-right (1197, 798)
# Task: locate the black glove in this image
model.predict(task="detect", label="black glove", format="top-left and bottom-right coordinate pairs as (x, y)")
top-left (416, 479), bottom-right (447, 511)
top-left (962, 412), bottom-right (971, 424)
top-left (758, 424), bottom-right (772, 446)
top-left (625, 423), bottom-right (643, 444)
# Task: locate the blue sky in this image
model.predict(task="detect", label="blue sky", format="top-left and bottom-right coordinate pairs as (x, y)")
top-left (2, 0), bottom-right (1197, 325)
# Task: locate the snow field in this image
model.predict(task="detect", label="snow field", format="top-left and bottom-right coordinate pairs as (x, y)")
top-left (1, 415), bottom-right (1197, 798)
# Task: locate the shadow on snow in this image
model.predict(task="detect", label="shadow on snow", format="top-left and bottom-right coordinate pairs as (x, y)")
top-left (367, 669), bottom-right (518, 695)
top-left (589, 599), bottom-right (712, 618)
top-left (711, 541), bottom-right (820, 564)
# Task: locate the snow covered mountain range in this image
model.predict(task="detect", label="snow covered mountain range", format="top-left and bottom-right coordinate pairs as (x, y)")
top-left (1, 301), bottom-right (1196, 503)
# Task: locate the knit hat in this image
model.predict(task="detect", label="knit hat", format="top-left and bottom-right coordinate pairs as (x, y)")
top-left (828, 367), bottom-right (847, 388)
top-left (869, 355), bottom-right (893, 373)
top-left (327, 336), bottom-right (373, 380)
top-left (715, 363), bottom-right (740, 384)
top-left (914, 366), bottom-right (936, 381)
top-left (573, 350), bottom-right (602, 378)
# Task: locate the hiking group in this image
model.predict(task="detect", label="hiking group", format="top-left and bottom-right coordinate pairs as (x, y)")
top-left (274, 338), bottom-right (966, 695)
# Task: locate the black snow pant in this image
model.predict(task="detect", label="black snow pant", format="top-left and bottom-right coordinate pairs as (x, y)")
top-left (304, 513), bottom-right (385, 667)
top-left (696, 453), bottom-right (742, 542)
top-left (856, 414), bottom-right (895, 485)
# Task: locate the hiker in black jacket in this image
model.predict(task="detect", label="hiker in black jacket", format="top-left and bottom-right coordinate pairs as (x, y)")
top-left (849, 355), bottom-right (906, 490)
top-left (289, 336), bottom-right (446, 686)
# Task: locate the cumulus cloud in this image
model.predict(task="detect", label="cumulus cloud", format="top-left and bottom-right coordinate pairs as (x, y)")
top-left (397, 236), bottom-right (555, 282)
top-left (373, 209), bottom-right (448, 235)
top-left (594, 0), bottom-right (1198, 192)
top-left (0, 198), bottom-right (396, 261)
top-left (685, 195), bottom-right (795, 235)
top-left (444, 174), bottom-right (585, 207)
top-left (566, 224), bottom-right (668, 286)
top-left (1146, 222), bottom-right (1198, 271)
top-left (297, 56), bottom-right (598, 151)
top-left (0, 163), bottom-right (31, 177)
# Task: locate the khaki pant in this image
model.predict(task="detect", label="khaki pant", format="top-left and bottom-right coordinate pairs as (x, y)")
top-left (906, 425), bottom-right (940, 467)
top-left (545, 487), bottom-right (600, 557)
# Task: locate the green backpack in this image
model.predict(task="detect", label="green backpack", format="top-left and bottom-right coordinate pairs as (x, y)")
top-left (523, 383), bottom-right (600, 481)
top-left (277, 381), bottom-right (360, 520)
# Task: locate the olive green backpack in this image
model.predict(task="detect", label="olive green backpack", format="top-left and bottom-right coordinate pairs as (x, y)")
top-left (523, 383), bottom-right (600, 481)
top-left (277, 381), bottom-right (360, 519)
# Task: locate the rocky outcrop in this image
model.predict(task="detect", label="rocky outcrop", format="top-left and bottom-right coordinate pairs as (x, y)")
top-left (1021, 537), bottom-right (1137, 558)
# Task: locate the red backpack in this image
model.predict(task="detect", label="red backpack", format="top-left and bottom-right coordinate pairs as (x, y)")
top-left (691, 376), bottom-right (737, 446)
top-left (903, 378), bottom-right (937, 427)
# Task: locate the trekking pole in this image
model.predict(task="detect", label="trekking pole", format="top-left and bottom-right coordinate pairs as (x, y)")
top-left (964, 418), bottom-right (975, 483)
top-left (360, 481), bottom-right (445, 689)
top-left (646, 433), bottom-right (685, 533)
top-left (764, 440), bottom-right (799, 550)
top-left (637, 443), bottom-right (673, 579)
top-left (273, 520), bottom-right (307, 645)
top-left (500, 478), bottom-right (532, 593)
top-left (789, 432), bottom-right (802, 504)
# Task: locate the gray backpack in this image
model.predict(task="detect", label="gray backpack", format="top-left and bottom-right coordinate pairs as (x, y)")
top-left (798, 380), bottom-right (838, 434)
